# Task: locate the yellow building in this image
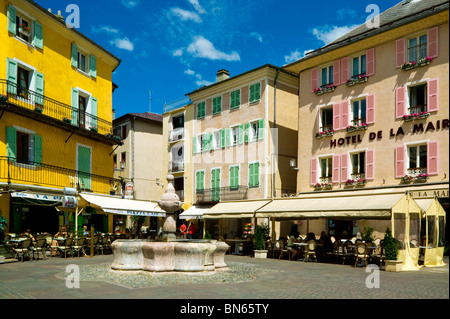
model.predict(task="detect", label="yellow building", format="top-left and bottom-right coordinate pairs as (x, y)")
top-left (283, 0), bottom-right (448, 239)
top-left (0, 0), bottom-right (121, 234)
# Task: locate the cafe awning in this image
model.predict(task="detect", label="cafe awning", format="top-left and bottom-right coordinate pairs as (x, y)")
top-left (204, 199), bottom-right (272, 219)
top-left (254, 193), bottom-right (405, 219)
top-left (79, 193), bottom-right (166, 217)
top-left (10, 192), bottom-right (63, 206)
top-left (179, 206), bottom-right (210, 220)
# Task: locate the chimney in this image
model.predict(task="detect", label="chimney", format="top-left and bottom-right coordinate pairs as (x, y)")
top-left (55, 10), bottom-right (65, 22)
top-left (216, 69), bottom-right (230, 82)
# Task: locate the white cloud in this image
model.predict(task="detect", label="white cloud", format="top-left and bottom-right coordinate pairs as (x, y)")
top-left (172, 49), bottom-right (183, 57)
top-left (170, 7), bottom-right (202, 23)
top-left (187, 36), bottom-right (240, 61)
top-left (284, 49), bottom-right (314, 63)
top-left (188, 0), bottom-right (206, 14)
top-left (250, 32), bottom-right (263, 43)
top-left (121, 0), bottom-right (140, 9)
top-left (196, 79), bottom-right (213, 87)
top-left (312, 24), bottom-right (359, 44)
top-left (92, 25), bottom-right (120, 34)
top-left (110, 38), bottom-right (135, 51)
top-left (184, 69), bottom-right (195, 75)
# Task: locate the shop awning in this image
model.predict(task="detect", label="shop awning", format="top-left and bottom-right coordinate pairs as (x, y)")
top-left (10, 192), bottom-right (63, 205)
top-left (179, 206), bottom-right (210, 220)
top-left (254, 193), bottom-right (405, 219)
top-left (204, 200), bottom-right (272, 219)
top-left (79, 193), bottom-right (166, 217)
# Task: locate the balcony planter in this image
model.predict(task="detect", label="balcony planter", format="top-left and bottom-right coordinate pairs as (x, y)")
top-left (63, 117), bottom-right (71, 124)
top-left (401, 175), bottom-right (414, 183)
top-left (345, 179), bottom-right (355, 187)
top-left (402, 57), bottom-right (433, 71)
top-left (403, 112), bottom-right (430, 122)
top-left (89, 127), bottom-right (98, 133)
top-left (34, 106), bottom-right (43, 113)
top-left (347, 123), bottom-right (368, 132)
top-left (314, 183), bottom-right (323, 190)
top-left (19, 25), bottom-right (31, 36)
top-left (314, 85), bottom-right (336, 96)
top-left (355, 178), bottom-right (367, 186)
top-left (346, 75), bottom-right (368, 87)
top-left (315, 130), bottom-right (334, 139)
top-left (415, 174), bottom-right (429, 183)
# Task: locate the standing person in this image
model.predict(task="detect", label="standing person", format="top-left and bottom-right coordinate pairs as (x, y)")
top-left (180, 222), bottom-right (188, 239)
top-left (188, 222), bottom-right (196, 239)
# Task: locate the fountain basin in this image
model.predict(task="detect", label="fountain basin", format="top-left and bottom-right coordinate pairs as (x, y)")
top-left (111, 239), bottom-right (229, 273)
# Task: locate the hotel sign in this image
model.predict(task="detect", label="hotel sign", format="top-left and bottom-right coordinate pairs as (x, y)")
top-left (409, 189), bottom-right (449, 199)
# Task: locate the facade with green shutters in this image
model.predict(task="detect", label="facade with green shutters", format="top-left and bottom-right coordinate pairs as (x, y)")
top-left (187, 64), bottom-right (299, 205)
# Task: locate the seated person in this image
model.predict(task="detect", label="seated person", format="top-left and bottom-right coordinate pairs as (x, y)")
top-left (287, 230), bottom-right (302, 260)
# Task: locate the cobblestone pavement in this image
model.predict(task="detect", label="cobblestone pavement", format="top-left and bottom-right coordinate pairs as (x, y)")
top-left (0, 254), bottom-right (448, 300)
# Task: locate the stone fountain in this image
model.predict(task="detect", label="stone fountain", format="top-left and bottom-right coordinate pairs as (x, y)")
top-left (111, 175), bottom-right (229, 273)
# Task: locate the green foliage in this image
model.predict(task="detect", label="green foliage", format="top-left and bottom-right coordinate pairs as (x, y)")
top-left (204, 230), bottom-right (212, 239)
top-left (0, 216), bottom-right (7, 242)
top-left (361, 225), bottom-right (375, 242)
top-left (131, 216), bottom-right (145, 232)
top-left (254, 226), bottom-right (265, 251)
top-left (384, 227), bottom-right (399, 260)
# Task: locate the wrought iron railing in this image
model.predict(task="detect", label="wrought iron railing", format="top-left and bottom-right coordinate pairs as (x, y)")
top-left (407, 167), bottom-right (427, 177)
top-left (0, 80), bottom-right (113, 135)
top-left (408, 105), bottom-right (427, 114)
top-left (169, 161), bottom-right (185, 173)
top-left (0, 156), bottom-right (122, 195)
top-left (196, 186), bottom-right (248, 203)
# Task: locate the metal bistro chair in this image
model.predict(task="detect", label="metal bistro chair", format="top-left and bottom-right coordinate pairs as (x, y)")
top-left (29, 238), bottom-right (48, 260)
top-left (58, 237), bottom-right (74, 259)
top-left (278, 240), bottom-right (292, 261)
top-left (304, 240), bottom-right (318, 263)
top-left (271, 240), bottom-right (282, 259)
top-left (72, 237), bottom-right (86, 257)
top-left (13, 238), bottom-right (32, 263)
top-left (354, 242), bottom-right (369, 267)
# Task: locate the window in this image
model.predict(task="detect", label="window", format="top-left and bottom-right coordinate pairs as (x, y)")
top-left (16, 131), bottom-right (31, 164)
top-left (16, 15), bottom-right (32, 43)
top-left (121, 152), bottom-right (126, 167)
top-left (231, 126), bottom-right (239, 146)
top-left (197, 102), bottom-right (206, 119)
top-left (17, 67), bottom-right (30, 99)
top-left (229, 166), bottom-right (239, 190)
top-left (77, 51), bottom-right (89, 74)
top-left (121, 125), bottom-right (128, 140)
top-left (230, 90), bottom-right (240, 109)
top-left (351, 99), bottom-right (367, 125)
top-left (408, 34), bottom-right (427, 62)
top-left (320, 107), bottom-right (333, 132)
top-left (352, 54), bottom-right (366, 78)
top-left (172, 115), bottom-right (184, 129)
top-left (321, 65), bottom-right (333, 87)
top-left (249, 121), bottom-right (259, 142)
top-left (6, 126), bottom-right (42, 166)
top-left (249, 162), bottom-right (260, 188)
top-left (249, 83), bottom-right (261, 103)
top-left (113, 154), bottom-right (117, 169)
top-left (408, 144), bottom-right (427, 172)
top-left (319, 157), bottom-right (333, 179)
top-left (213, 131), bottom-right (221, 150)
top-left (196, 171), bottom-right (205, 192)
top-left (351, 152), bottom-right (365, 178)
top-left (408, 84), bottom-right (427, 114)
top-left (212, 96), bottom-right (222, 115)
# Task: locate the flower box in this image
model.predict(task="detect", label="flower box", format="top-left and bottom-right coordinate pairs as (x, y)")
top-left (315, 130), bottom-right (334, 139)
top-left (314, 183), bottom-right (333, 190)
top-left (346, 75), bottom-right (368, 87)
top-left (401, 175), bottom-right (414, 183)
top-left (89, 127), bottom-right (98, 133)
top-left (347, 123), bottom-right (368, 132)
top-left (314, 85), bottom-right (336, 96)
top-left (0, 94), bottom-right (8, 104)
top-left (345, 179), bottom-right (355, 186)
top-left (414, 174), bottom-right (428, 183)
top-left (402, 57), bottom-right (433, 71)
top-left (356, 178), bottom-right (367, 186)
top-left (402, 112), bottom-right (430, 122)
top-left (34, 106), bottom-right (43, 113)
top-left (19, 25), bottom-right (31, 35)
top-left (63, 117), bottom-right (71, 123)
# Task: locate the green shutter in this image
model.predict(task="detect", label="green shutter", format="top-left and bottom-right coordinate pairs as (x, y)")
top-left (230, 166), bottom-right (239, 189)
top-left (33, 21), bottom-right (43, 49)
top-left (6, 127), bottom-right (17, 162)
top-left (209, 133), bottom-right (213, 150)
top-left (71, 88), bottom-right (79, 125)
top-left (91, 97), bottom-right (98, 130)
top-left (249, 164), bottom-right (254, 187)
top-left (211, 169), bottom-right (220, 201)
top-left (193, 136), bottom-right (197, 154)
top-left (6, 58), bottom-right (18, 95)
top-left (7, 5), bottom-right (16, 35)
top-left (202, 133), bottom-right (208, 152)
top-left (213, 97), bottom-right (221, 114)
top-left (221, 129), bottom-right (225, 149)
top-left (230, 90), bottom-right (240, 109)
top-left (34, 134), bottom-right (42, 166)
top-left (34, 72), bottom-right (44, 105)
top-left (250, 83), bottom-right (260, 103)
top-left (89, 55), bottom-right (97, 78)
top-left (245, 123), bottom-right (250, 143)
top-left (258, 119), bottom-right (265, 140)
top-left (197, 102), bottom-right (205, 119)
top-left (77, 146), bottom-right (91, 190)
top-left (249, 163), bottom-right (260, 187)
top-left (71, 43), bottom-right (78, 68)
top-left (238, 124), bottom-right (244, 145)
top-left (255, 163), bottom-right (260, 186)
top-left (226, 128), bottom-right (231, 147)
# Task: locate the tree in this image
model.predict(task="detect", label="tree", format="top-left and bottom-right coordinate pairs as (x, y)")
top-left (384, 227), bottom-right (399, 260)
top-left (254, 226), bottom-right (265, 251)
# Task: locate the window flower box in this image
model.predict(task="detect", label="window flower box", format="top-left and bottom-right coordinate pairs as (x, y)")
top-left (19, 24), bottom-right (31, 35)
top-left (417, 57), bottom-right (433, 67)
top-left (0, 94), bottom-right (8, 104)
top-left (347, 123), bottom-right (368, 132)
top-left (402, 112), bottom-right (430, 122)
top-left (34, 106), bottom-right (43, 113)
top-left (402, 57), bottom-right (433, 71)
top-left (315, 129), bottom-right (334, 139)
top-left (63, 117), bottom-right (71, 123)
top-left (314, 85), bottom-right (336, 96)
top-left (356, 178), bottom-right (367, 186)
top-left (401, 61), bottom-right (416, 70)
top-left (415, 174), bottom-right (428, 183)
top-left (314, 182), bottom-right (333, 190)
top-left (346, 75), bottom-right (368, 87)
top-left (345, 179), bottom-right (355, 186)
top-left (401, 175), bottom-right (414, 183)
top-left (89, 127), bottom-right (98, 133)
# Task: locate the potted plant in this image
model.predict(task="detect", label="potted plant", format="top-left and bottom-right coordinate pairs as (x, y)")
top-left (345, 179), bottom-right (355, 186)
top-left (89, 127), bottom-right (98, 133)
top-left (253, 225), bottom-right (268, 258)
top-left (415, 173), bottom-right (428, 182)
top-left (356, 178), bottom-right (367, 186)
top-left (401, 175), bottom-right (414, 183)
top-left (63, 117), bottom-right (71, 123)
top-left (0, 215), bottom-right (7, 245)
top-left (361, 225), bottom-right (374, 242)
top-left (401, 61), bottom-right (416, 70)
top-left (383, 227), bottom-right (403, 272)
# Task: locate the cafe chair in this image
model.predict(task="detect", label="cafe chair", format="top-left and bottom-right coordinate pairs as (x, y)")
top-left (58, 237), bottom-right (74, 259)
top-left (29, 238), bottom-right (47, 260)
top-left (72, 237), bottom-right (86, 257)
top-left (13, 238), bottom-right (32, 263)
top-left (278, 240), bottom-right (292, 260)
top-left (271, 240), bottom-right (282, 258)
top-left (304, 240), bottom-right (317, 263)
top-left (354, 243), bottom-right (369, 267)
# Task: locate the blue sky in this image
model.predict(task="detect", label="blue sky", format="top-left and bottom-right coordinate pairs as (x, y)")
top-left (36, 0), bottom-right (401, 118)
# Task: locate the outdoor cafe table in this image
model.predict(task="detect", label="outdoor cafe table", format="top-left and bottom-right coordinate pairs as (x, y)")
top-left (226, 239), bottom-right (248, 255)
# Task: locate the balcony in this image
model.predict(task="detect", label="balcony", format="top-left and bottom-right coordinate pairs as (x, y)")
top-left (196, 186), bottom-right (248, 204)
top-left (169, 127), bottom-right (185, 143)
top-left (0, 156), bottom-right (122, 195)
top-left (0, 80), bottom-right (116, 141)
top-left (169, 161), bottom-right (185, 173)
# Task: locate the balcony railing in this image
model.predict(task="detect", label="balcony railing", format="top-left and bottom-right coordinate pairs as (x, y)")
top-left (0, 156), bottom-right (122, 195)
top-left (169, 161), bottom-right (185, 173)
top-left (0, 80), bottom-right (113, 136)
top-left (169, 128), bottom-right (185, 142)
top-left (407, 167), bottom-right (427, 177)
top-left (196, 186), bottom-right (248, 203)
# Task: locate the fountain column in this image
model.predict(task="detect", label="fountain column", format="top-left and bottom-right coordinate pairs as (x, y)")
top-left (158, 175), bottom-right (182, 241)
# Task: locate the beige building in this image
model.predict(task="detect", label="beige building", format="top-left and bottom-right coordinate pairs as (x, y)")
top-left (283, 0), bottom-right (449, 238)
top-left (186, 65), bottom-right (299, 238)
top-left (113, 112), bottom-right (164, 231)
